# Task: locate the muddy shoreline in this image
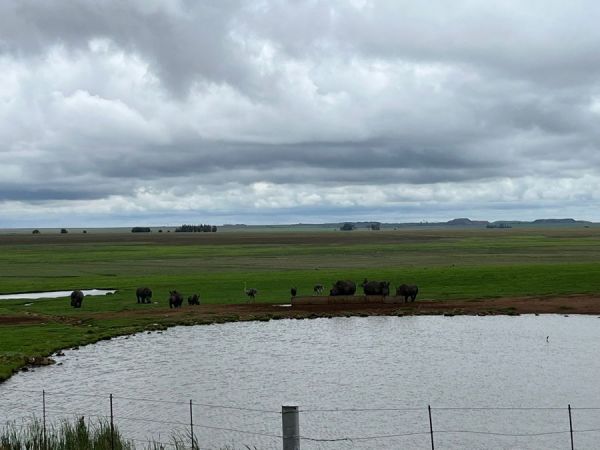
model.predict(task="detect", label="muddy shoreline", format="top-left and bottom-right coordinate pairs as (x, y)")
top-left (4, 294), bottom-right (600, 327)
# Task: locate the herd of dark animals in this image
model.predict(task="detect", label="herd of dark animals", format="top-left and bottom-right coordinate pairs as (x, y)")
top-left (292, 279), bottom-right (418, 302)
top-left (69, 279), bottom-right (418, 309)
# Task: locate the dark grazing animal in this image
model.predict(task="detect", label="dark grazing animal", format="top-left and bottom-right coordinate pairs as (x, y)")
top-left (313, 284), bottom-right (324, 295)
top-left (169, 290), bottom-right (183, 308)
top-left (361, 279), bottom-right (390, 296)
top-left (70, 290), bottom-right (84, 308)
top-left (245, 288), bottom-right (258, 301)
top-left (187, 294), bottom-right (200, 305)
top-left (330, 280), bottom-right (356, 296)
top-left (291, 287), bottom-right (297, 297)
top-left (396, 284), bottom-right (419, 302)
top-left (136, 287), bottom-right (152, 304)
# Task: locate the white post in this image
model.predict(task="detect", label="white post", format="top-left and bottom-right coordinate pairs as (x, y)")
top-left (282, 405), bottom-right (300, 450)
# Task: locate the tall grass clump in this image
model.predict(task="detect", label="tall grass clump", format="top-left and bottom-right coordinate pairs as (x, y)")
top-left (0, 417), bottom-right (221, 449)
top-left (0, 417), bottom-right (133, 450)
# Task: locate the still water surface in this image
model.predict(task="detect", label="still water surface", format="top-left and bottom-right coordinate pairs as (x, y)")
top-left (2, 315), bottom-right (600, 449)
top-left (0, 289), bottom-right (116, 300)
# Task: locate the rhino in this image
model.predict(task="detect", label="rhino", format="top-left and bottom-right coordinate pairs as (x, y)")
top-left (169, 290), bottom-right (184, 308)
top-left (330, 280), bottom-right (356, 296)
top-left (136, 287), bottom-right (153, 304)
top-left (361, 279), bottom-right (390, 296)
top-left (396, 284), bottom-right (419, 302)
top-left (187, 293), bottom-right (200, 305)
top-left (70, 290), bottom-right (84, 308)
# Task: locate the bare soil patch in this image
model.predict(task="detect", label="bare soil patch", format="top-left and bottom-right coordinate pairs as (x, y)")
top-left (0, 315), bottom-right (49, 326)
top-left (78, 294), bottom-right (600, 322)
top-left (3, 294), bottom-right (598, 329)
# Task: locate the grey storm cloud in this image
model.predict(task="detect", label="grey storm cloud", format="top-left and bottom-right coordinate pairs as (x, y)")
top-left (1, 0), bottom-right (600, 225)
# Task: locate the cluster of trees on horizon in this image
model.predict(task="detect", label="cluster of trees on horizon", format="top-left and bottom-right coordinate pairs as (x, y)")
top-left (340, 222), bottom-right (381, 231)
top-left (175, 224), bottom-right (217, 232)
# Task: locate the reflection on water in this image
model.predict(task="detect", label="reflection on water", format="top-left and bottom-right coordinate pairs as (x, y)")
top-left (2, 315), bottom-right (600, 449)
top-left (0, 289), bottom-right (116, 300)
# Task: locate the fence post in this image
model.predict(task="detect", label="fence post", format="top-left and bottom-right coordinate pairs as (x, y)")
top-left (42, 390), bottom-right (47, 450)
top-left (190, 399), bottom-right (195, 450)
top-left (568, 404), bottom-right (574, 450)
top-left (428, 405), bottom-right (435, 450)
top-left (282, 405), bottom-right (300, 450)
top-left (110, 393), bottom-right (115, 450)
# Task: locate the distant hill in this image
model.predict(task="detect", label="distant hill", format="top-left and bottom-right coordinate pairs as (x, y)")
top-left (220, 218), bottom-right (597, 231)
top-left (446, 218), bottom-right (490, 226)
top-left (2, 218), bottom-right (597, 235)
top-left (532, 218), bottom-right (590, 224)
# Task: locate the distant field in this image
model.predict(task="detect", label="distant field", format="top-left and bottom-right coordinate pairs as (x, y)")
top-left (2, 227), bottom-right (600, 380)
top-left (2, 228), bottom-right (600, 300)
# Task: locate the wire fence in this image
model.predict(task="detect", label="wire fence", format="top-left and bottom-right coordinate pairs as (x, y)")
top-left (2, 387), bottom-right (600, 449)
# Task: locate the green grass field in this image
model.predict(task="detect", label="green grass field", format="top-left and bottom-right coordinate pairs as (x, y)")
top-left (1, 227), bottom-right (600, 381)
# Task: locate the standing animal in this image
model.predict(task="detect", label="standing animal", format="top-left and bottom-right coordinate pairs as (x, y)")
top-left (168, 290), bottom-right (184, 308)
top-left (245, 288), bottom-right (258, 301)
top-left (70, 290), bottom-right (84, 308)
top-left (396, 284), bottom-right (419, 302)
top-left (329, 280), bottom-right (356, 296)
top-left (313, 284), bottom-right (324, 295)
top-left (291, 287), bottom-right (297, 297)
top-left (188, 294), bottom-right (200, 305)
top-left (136, 287), bottom-right (153, 304)
top-left (361, 279), bottom-right (390, 296)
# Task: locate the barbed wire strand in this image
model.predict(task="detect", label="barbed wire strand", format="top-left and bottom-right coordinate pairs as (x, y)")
top-left (299, 407), bottom-right (425, 412)
top-left (1, 387), bottom-right (279, 414)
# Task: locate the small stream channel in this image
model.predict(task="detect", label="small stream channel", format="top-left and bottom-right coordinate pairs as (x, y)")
top-left (0, 289), bottom-right (116, 300)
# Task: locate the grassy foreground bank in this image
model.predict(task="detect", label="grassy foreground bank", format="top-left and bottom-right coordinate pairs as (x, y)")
top-left (2, 228), bottom-right (600, 380)
top-left (0, 416), bottom-right (200, 449)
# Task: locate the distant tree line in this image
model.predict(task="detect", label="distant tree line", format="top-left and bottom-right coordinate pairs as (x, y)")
top-left (486, 223), bottom-right (512, 229)
top-left (175, 224), bottom-right (217, 232)
top-left (339, 222), bottom-right (381, 231)
top-left (131, 227), bottom-right (151, 233)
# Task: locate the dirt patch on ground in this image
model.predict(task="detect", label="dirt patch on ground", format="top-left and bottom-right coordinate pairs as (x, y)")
top-left (0, 315), bottom-right (50, 325)
top-left (78, 294), bottom-right (600, 322)
top-left (3, 294), bottom-right (599, 327)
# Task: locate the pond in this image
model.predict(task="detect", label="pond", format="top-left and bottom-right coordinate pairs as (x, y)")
top-left (0, 289), bottom-right (116, 300)
top-left (1, 315), bottom-right (600, 449)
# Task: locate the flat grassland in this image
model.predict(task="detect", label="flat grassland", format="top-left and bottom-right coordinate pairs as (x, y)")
top-left (1, 227), bottom-right (600, 381)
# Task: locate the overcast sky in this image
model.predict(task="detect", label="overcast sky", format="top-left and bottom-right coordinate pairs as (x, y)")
top-left (2, 0), bottom-right (600, 227)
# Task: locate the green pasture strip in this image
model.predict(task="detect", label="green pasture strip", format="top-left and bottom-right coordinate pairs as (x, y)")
top-left (1, 262), bottom-right (600, 315)
top-left (3, 231), bottom-right (600, 265)
top-left (3, 232), bottom-right (600, 293)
